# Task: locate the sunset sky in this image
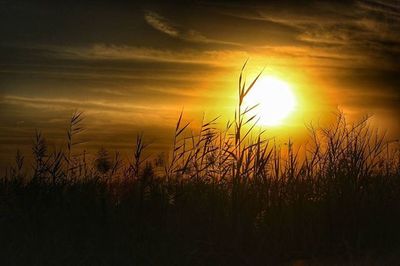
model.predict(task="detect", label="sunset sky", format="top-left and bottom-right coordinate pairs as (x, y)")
top-left (1, 0), bottom-right (399, 167)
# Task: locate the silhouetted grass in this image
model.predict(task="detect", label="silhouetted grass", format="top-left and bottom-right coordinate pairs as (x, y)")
top-left (1, 64), bottom-right (400, 265)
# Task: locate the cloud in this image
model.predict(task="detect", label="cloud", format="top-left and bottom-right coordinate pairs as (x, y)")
top-left (83, 44), bottom-right (241, 63)
top-left (144, 10), bottom-right (207, 42)
top-left (358, 0), bottom-right (400, 18)
top-left (1, 95), bottom-right (168, 114)
top-left (1, 43), bottom-right (246, 68)
top-left (144, 10), bottom-right (239, 46)
top-left (144, 11), bottom-right (179, 37)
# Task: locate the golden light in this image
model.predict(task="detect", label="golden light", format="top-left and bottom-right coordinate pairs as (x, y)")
top-left (244, 76), bottom-right (296, 126)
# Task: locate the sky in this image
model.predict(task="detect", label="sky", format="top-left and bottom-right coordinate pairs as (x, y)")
top-left (1, 0), bottom-right (399, 167)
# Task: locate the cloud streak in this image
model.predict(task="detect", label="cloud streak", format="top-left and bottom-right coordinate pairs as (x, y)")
top-left (1, 95), bottom-right (175, 114)
top-left (144, 11), bottom-right (179, 37)
top-left (144, 10), bottom-right (240, 46)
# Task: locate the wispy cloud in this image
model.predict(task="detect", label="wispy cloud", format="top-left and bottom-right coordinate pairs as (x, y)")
top-left (4, 43), bottom-right (246, 67)
top-left (144, 10), bottom-right (239, 46)
top-left (1, 95), bottom-right (171, 113)
top-left (144, 11), bottom-right (179, 37)
top-left (86, 44), bottom-right (241, 63)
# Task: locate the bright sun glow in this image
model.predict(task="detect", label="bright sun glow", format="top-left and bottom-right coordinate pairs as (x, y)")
top-left (244, 76), bottom-right (296, 126)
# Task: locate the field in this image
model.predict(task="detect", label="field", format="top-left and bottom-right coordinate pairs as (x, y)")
top-left (1, 69), bottom-right (400, 265)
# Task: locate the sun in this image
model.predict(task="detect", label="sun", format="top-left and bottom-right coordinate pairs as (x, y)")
top-left (244, 76), bottom-right (296, 126)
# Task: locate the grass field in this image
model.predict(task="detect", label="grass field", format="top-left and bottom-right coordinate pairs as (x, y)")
top-left (1, 66), bottom-right (400, 265)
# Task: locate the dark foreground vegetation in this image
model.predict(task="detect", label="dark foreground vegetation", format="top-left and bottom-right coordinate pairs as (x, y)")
top-left (1, 67), bottom-right (400, 265)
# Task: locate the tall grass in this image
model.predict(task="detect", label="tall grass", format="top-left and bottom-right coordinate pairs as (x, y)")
top-left (1, 64), bottom-right (400, 265)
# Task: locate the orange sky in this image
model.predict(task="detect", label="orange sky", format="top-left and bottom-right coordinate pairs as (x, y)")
top-left (1, 0), bottom-right (399, 168)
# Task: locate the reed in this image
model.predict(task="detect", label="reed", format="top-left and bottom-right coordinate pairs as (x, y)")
top-left (1, 63), bottom-right (400, 265)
